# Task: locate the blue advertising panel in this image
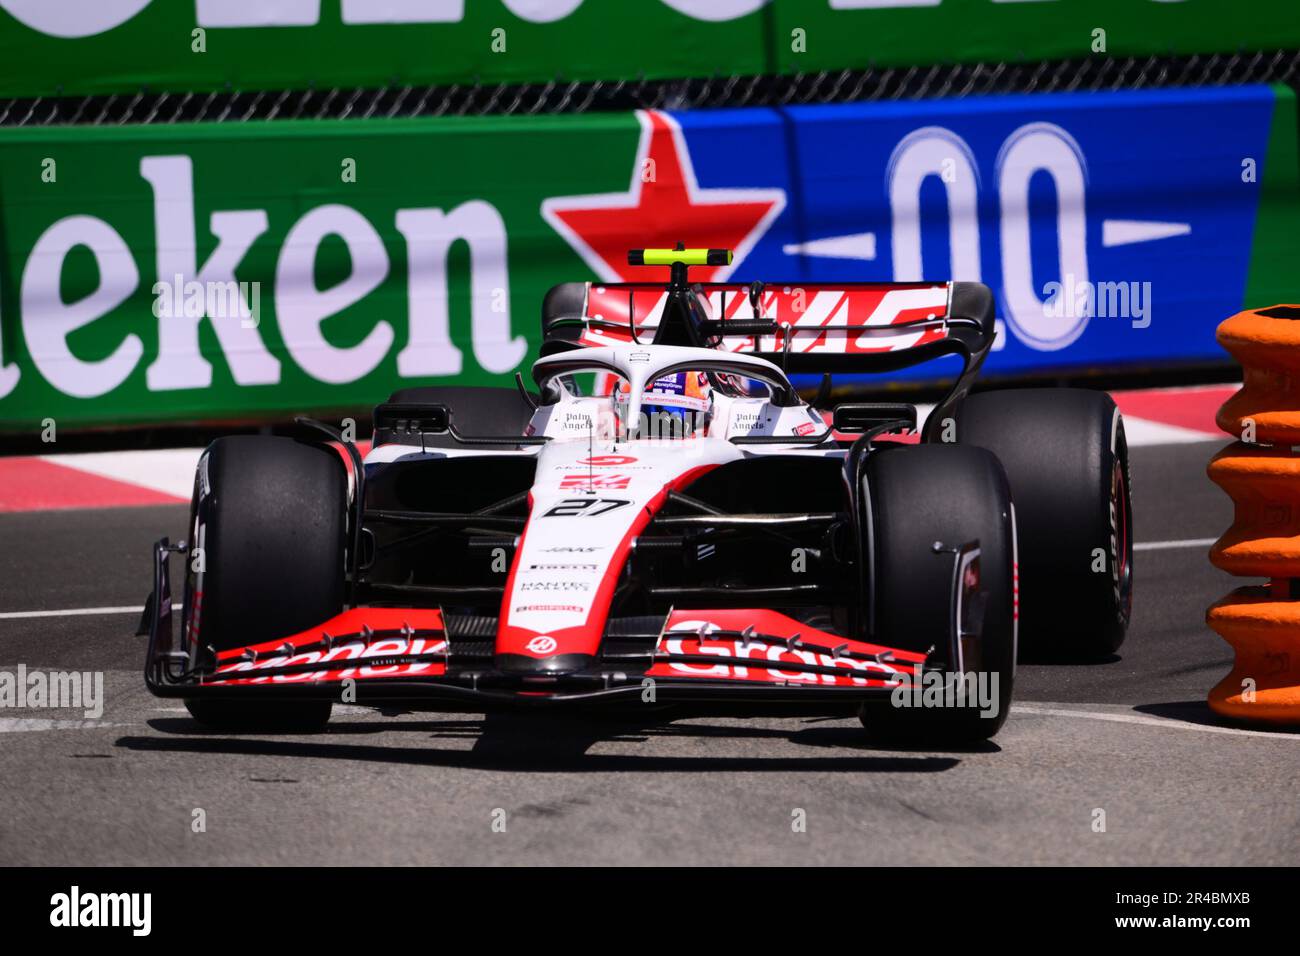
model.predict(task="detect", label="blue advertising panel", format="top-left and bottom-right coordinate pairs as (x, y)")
top-left (673, 86), bottom-right (1278, 380)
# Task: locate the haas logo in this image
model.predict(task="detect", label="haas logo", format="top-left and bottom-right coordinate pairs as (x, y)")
top-left (526, 635), bottom-right (558, 655)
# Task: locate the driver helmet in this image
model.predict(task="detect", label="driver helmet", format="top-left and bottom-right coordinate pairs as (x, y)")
top-left (613, 371), bottom-right (712, 439)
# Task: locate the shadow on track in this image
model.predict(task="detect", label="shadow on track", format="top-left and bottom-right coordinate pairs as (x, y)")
top-left (113, 711), bottom-right (984, 772)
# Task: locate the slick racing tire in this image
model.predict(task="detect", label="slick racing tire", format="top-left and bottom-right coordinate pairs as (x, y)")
top-left (859, 443), bottom-right (1016, 744)
top-left (182, 436), bottom-right (346, 732)
top-left (953, 388), bottom-right (1132, 661)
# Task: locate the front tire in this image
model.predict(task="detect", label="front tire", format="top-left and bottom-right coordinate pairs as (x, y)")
top-left (858, 443), bottom-right (1016, 744)
top-left (182, 436), bottom-right (347, 732)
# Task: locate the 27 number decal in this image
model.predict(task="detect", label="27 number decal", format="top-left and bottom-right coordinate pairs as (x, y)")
top-left (541, 498), bottom-right (631, 518)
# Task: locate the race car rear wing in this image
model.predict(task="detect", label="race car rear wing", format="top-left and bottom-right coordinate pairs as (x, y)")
top-left (542, 279), bottom-right (996, 442)
top-left (543, 279), bottom-right (993, 369)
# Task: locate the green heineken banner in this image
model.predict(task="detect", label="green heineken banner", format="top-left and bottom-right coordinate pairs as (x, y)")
top-left (0, 112), bottom-right (635, 428)
top-left (0, 85), bottom-right (1297, 432)
top-left (2, 0), bottom-right (1298, 99)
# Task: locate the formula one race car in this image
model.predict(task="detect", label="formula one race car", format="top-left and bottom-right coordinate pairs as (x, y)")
top-left (142, 247), bottom-right (1132, 744)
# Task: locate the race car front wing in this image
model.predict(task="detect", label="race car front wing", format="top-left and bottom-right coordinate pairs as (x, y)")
top-left (140, 537), bottom-right (971, 711)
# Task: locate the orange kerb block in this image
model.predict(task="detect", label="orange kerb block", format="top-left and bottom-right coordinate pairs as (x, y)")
top-left (1209, 305), bottom-right (1300, 725)
top-left (1208, 444), bottom-right (1300, 577)
top-left (1206, 588), bottom-right (1300, 723)
top-left (1216, 305), bottom-right (1300, 445)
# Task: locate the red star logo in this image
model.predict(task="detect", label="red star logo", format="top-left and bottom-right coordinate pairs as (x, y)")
top-left (542, 110), bottom-right (785, 283)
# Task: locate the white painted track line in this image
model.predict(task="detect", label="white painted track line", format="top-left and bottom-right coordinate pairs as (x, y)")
top-left (1012, 704), bottom-right (1299, 740)
top-left (0, 605), bottom-right (144, 620)
top-left (0, 718), bottom-right (127, 733)
top-left (1120, 417), bottom-right (1220, 446)
top-left (1133, 537), bottom-right (1218, 552)
top-left (0, 545), bottom-right (1214, 622)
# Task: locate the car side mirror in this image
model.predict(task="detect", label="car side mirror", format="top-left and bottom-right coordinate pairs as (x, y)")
top-left (373, 402), bottom-right (451, 439)
top-left (832, 403), bottom-right (917, 433)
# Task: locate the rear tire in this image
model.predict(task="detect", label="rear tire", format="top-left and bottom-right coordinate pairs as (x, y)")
top-left (182, 436), bottom-right (346, 732)
top-left (954, 388), bottom-right (1132, 660)
top-left (858, 443), bottom-right (1016, 744)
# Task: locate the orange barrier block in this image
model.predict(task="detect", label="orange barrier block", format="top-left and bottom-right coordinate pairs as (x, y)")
top-left (1207, 305), bottom-right (1300, 726)
top-left (1216, 305), bottom-right (1300, 445)
top-left (1206, 588), bottom-right (1300, 724)
top-left (1208, 444), bottom-right (1300, 578)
